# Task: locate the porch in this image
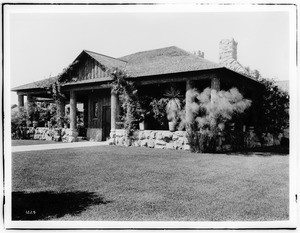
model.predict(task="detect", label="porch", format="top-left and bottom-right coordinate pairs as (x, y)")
top-left (15, 68), bottom-right (262, 144)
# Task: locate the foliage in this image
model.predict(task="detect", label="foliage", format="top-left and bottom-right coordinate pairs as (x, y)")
top-left (137, 96), bottom-right (152, 122)
top-left (186, 87), bottom-right (251, 153)
top-left (260, 77), bottom-right (289, 135)
top-left (149, 98), bottom-right (168, 127)
top-left (186, 122), bottom-right (210, 153)
top-left (37, 102), bottom-right (58, 127)
top-left (110, 68), bottom-right (140, 138)
top-left (227, 128), bottom-right (246, 151)
top-left (164, 87), bottom-right (182, 124)
top-left (35, 60), bottom-right (86, 129)
top-left (11, 106), bottom-right (28, 139)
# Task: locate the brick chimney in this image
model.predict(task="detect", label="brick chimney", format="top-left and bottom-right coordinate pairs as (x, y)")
top-left (219, 38), bottom-right (238, 64)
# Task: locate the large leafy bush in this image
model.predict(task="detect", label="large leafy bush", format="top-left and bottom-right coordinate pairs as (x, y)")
top-left (260, 78), bottom-right (289, 135)
top-left (186, 87), bottom-right (252, 152)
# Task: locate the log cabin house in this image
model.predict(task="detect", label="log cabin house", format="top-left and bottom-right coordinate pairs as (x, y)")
top-left (12, 38), bottom-right (264, 142)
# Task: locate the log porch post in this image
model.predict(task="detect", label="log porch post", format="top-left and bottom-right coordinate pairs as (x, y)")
top-left (70, 90), bottom-right (77, 132)
top-left (56, 98), bottom-right (65, 128)
top-left (110, 90), bottom-right (117, 137)
top-left (211, 75), bottom-right (220, 91)
top-left (210, 75), bottom-right (220, 104)
top-left (17, 94), bottom-right (24, 113)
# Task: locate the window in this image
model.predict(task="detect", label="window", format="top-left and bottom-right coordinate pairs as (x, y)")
top-left (93, 101), bottom-right (98, 118)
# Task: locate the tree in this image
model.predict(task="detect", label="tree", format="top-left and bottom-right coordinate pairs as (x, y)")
top-left (260, 77), bottom-right (289, 135)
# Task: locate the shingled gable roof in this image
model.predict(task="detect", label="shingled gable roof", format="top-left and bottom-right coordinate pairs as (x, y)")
top-left (12, 50), bottom-right (126, 91)
top-left (12, 46), bottom-right (254, 92)
top-left (120, 46), bottom-right (222, 77)
top-left (83, 50), bottom-right (127, 70)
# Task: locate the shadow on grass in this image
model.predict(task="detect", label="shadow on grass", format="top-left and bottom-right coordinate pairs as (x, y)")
top-left (12, 191), bottom-right (112, 220)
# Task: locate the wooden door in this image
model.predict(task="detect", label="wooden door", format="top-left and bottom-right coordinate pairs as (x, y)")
top-left (102, 106), bottom-right (111, 140)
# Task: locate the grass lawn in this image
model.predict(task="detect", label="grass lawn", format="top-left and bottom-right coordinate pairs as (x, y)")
top-left (12, 146), bottom-right (289, 221)
top-left (12, 140), bottom-right (62, 147)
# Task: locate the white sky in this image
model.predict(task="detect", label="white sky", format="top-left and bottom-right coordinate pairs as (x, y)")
top-left (6, 4), bottom-right (293, 105)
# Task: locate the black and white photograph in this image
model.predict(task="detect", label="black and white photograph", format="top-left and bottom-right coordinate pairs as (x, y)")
top-left (2, 2), bottom-right (298, 230)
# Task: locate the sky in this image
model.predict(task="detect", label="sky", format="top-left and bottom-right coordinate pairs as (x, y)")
top-left (6, 4), bottom-right (293, 105)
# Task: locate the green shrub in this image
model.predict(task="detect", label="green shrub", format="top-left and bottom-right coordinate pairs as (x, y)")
top-left (260, 77), bottom-right (289, 135)
top-left (11, 106), bottom-right (29, 139)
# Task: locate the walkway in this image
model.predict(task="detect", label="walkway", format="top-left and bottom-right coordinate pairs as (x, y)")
top-left (12, 141), bottom-right (109, 153)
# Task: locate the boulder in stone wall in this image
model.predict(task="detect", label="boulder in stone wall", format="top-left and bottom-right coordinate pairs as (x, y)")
top-left (67, 136), bottom-right (77, 143)
top-left (166, 142), bottom-right (174, 150)
top-left (54, 135), bottom-right (61, 142)
top-left (144, 131), bottom-right (151, 139)
top-left (156, 132), bottom-right (163, 140)
top-left (172, 134), bottom-right (179, 140)
top-left (133, 140), bottom-right (140, 147)
top-left (155, 144), bottom-right (166, 149)
top-left (140, 139), bottom-right (148, 147)
top-left (138, 131), bottom-right (145, 140)
top-left (132, 131), bottom-right (139, 140)
top-left (183, 144), bottom-right (190, 151)
top-left (162, 131), bottom-right (173, 140)
top-left (62, 136), bottom-right (68, 142)
top-left (108, 138), bottom-right (115, 145)
top-left (124, 138), bottom-right (132, 147)
top-left (183, 137), bottom-right (189, 145)
top-left (116, 136), bottom-right (124, 146)
top-left (150, 131), bottom-right (157, 140)
top-left (65, 129), bottom-right (72, 135)
top-left (148, 139), bottom-right (155, 148)
top-left (175, 131), bottom-right (185, 137)
top-left (177, 138), bottom-right (185, 146)
top-left (174, 141), bottom-right (184, 150)
top-left (115, 137), bottom-right (120, 145)
top-left (45, 133), bottom-right (53, 141)
top-left (110, 132), bottom-right (116, 138)
top-left (155, 139), bottom-right (167, 146)
top-left (116, 130), bottom-right (126, 137)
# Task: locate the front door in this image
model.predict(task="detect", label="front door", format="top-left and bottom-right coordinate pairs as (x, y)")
top-left (102, 106), bottom-right (111, 140)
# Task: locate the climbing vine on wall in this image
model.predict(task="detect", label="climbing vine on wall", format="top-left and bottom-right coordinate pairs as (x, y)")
top-left (35, 61), bottom-right (79, 127)
top-left (110, 68), bottom-right (141, 138)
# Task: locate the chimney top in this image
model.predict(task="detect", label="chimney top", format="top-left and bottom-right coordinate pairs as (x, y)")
top-left (193, 50), bottom-right (205, 58)
top-left (219, 38), bottom-right (238, 62)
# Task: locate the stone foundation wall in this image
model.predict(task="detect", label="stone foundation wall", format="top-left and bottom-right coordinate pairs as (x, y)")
top-left (112, 130), bottom-right (191, 151)
top-left (111, 129), bottom-right (287, 151)
top-left (30, 127), bottom-right (78, 142)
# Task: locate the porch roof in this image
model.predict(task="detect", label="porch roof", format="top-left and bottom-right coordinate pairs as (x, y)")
top-left (11, 76), bottom-right (59, 92)
top-left (12, 46), bottom-right (260, 92)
